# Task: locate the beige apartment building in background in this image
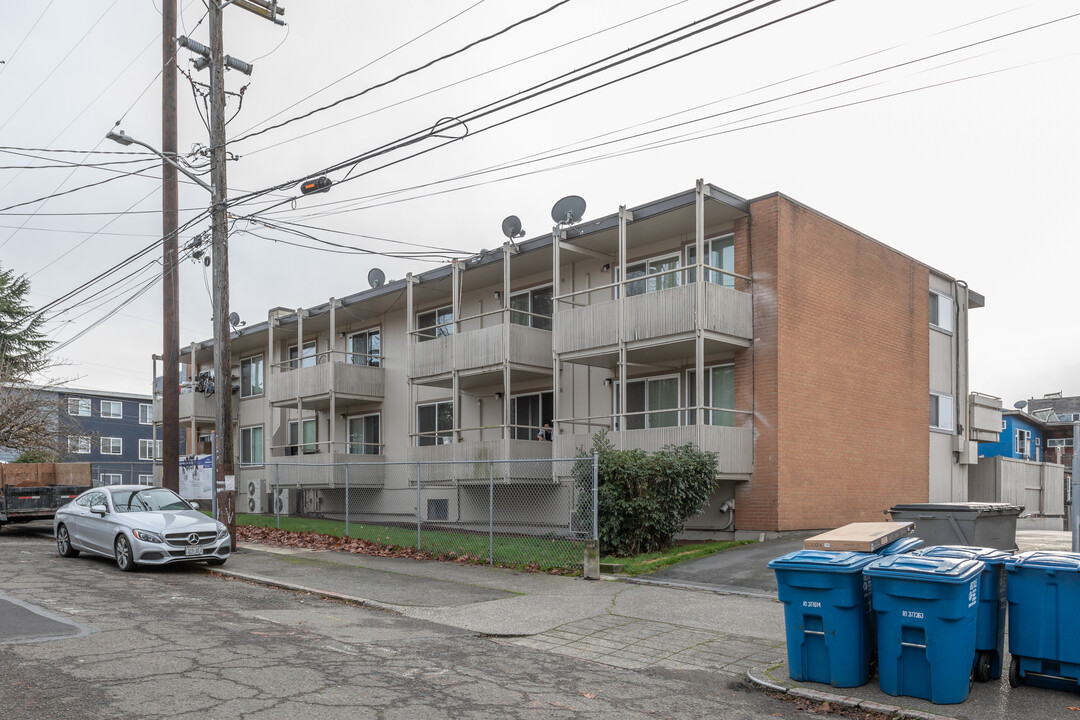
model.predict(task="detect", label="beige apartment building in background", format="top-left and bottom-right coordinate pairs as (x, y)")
top-left (156, 180), bottom-right (1001, 534)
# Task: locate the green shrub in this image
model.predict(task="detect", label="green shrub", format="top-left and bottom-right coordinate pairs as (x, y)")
top-left (581, 430), bottom-right (718, 557)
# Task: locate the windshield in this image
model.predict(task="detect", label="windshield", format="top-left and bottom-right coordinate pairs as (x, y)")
top-left (112, 488), bottom-right (192, 513)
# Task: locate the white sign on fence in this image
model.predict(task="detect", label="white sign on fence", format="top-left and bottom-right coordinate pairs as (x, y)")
top-left (179, 455), bottom-right (213, 499)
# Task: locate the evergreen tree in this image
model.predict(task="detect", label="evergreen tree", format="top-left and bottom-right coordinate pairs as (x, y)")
top-left (0, 265), bottom-right (50, 376)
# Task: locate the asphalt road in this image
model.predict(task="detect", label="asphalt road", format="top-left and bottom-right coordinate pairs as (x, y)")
top-left (647, 534), bottom-right (813, 596)
top-left (0, 531), bottom-right (819, 720)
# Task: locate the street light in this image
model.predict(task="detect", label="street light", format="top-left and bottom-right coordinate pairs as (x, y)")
top-left (106, 130), bottom-right (212, 192)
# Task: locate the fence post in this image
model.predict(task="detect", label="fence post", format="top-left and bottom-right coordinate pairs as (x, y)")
top-left (211, 433), bottom-right (217, 520)
top-left (592, 451), bottom-right (599, 540)
top-left (489, 459), bottom-right (494, 565)
top-left (416, 461), bottom-right (422, 551)
top-left (344, 463), bottom-right (350, 538)
top-left (274, 463), bottom-right (280, 530)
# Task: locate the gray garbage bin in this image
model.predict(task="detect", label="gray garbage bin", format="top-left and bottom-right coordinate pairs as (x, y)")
top-left (886, 503), bottom-right (1023, 552)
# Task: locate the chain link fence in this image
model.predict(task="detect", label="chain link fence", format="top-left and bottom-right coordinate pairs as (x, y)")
top-left (90, 461), bottom-right (156, 487)
top-left (243, 456), bottom-right (597, 571)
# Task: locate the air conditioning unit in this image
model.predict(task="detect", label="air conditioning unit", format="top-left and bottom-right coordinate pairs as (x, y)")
top-left (273, 488), bottom-right (293, 515)
top-left (245, 478), bottom-right (267, 514)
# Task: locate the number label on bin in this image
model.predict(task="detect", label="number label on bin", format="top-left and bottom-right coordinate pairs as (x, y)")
top-left (802, 600), bottom-right (822, 608)
top-left (902, 610), bottom-right (925, 619)
top-left (968, 579), bottom-right (978, 608)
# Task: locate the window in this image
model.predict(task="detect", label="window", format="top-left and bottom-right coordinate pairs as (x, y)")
top-left (348, 328), bottom-right (381, 367)
top-left (416, 401), bottom-right (453, 445)
top-left (616, 376), bottom-right (680, 430)
top-left (417, 306), bottom-right (453, 341)
top-left (1036, 437), bottom-right (1042, 447)
top-left (139, 404), bottom-right (153, 424)
top-left (622, 253), bottom-right (680, 297)
top-left (241, 355), bottom-right (264, 397)
top-left (99, 473), bottom-right (123, 486)
top-left (1048, 438), bottom-right (1074, 448)
top-left (68, 398), bottom-right (90, 416)
top-left (1015, 429), bottom-right (1031, 457)
top-left (137, 474), bottom-right (154, 485)
top-left (685, 234), bottom-right (735, 287)
top-left (929, 291), bottom-right (953, 332)
top-left (68, 436), bottom-right (91, 454)
top-left (347, 413), bottom-right (381, 454)
top-left (287, 418), bottom-right (317, 455)
top-left (288, 341), bottom-right (317, 370)
top-left (686, 364), bottom-right (735, 426)
top-left (100, 437), bottom-right (122, 455)
top-left (930, 393), bottom-right (955, 431)
top-left (240, 426), bottom-right (264, 465)
top-left (509, 286), bottom-right (553, 330)
top-left (138, 439), bottom-right (162, 461)
top-left (510, 392), bottom-right (553, 440)
top-left (101, 400), bottom-right (123, 419)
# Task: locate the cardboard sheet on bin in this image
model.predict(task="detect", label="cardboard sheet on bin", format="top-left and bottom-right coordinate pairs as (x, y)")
top-left (803, 522), bottom-right (914, 552)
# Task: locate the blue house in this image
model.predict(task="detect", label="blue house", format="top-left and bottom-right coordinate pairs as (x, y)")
top-left (55, 387), bottom-right (157, 485)
top-left (979, 409), bottom-right (1045, 462)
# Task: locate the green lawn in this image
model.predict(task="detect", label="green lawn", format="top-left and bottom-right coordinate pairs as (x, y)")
top-left (602, 540), bottom-right (756, 576)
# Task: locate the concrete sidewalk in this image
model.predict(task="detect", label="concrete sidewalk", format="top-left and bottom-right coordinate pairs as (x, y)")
top-left (208, 531), bottom-right (1080, 720)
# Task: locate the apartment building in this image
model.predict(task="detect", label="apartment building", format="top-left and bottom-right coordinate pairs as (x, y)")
top-left (161, 180), bottom-right (998, 533)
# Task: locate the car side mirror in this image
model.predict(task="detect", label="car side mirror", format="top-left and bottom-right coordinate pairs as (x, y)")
top-left (189, 501), bottom-right (200, 510)
top-left (90, 504), bottom-right (108, 516)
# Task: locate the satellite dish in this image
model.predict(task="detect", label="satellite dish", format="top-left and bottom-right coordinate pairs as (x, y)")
top-left (1014, 400), bottom-right (1028, 410)
top-left (228, 311), bottom-right (243, 328)
top-left (551, 195), bottom-right (586, 226)
top-left (501, 215), bottom-right (525, 239)
top-left (368, 268), bottom-right (385, 289)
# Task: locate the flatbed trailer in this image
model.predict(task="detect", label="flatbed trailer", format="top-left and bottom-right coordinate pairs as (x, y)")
top-left (0, 485), bottom-right (86, 528)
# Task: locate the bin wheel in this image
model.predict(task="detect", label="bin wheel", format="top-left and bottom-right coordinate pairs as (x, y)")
top-left (975, 651), bottom-right (992, 683)
top-left (1009, 658), bottom-right (1022, 688)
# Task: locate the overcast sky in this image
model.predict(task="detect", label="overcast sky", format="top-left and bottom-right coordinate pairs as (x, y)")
top-left (1, 0), bottom-right (1076, 407)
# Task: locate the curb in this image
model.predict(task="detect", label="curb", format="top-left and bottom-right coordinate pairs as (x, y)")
top-left (206, 567), bottom-right (405, 615)
top-left (619, 575), bottom-right (779, 600)
top-left (744, 666), bottom-right (957, 720)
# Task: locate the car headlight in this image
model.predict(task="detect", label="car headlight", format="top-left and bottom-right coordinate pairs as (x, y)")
top-left (132, 529), bottom-right (164, 543)
top-left (216, 524), bottom-right (230, 540)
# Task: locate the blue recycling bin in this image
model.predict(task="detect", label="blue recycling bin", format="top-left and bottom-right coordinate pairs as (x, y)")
top-left (876, 536), bottom-right (924, 556)
top-left (768, 549), bottom-right (876, 688)
top-left (1005, 551), bottom-right (1080, 692)
top-left (912, 545), bottom-right (1008, 681)
top-left (864, 554), bottom-right (983, 704)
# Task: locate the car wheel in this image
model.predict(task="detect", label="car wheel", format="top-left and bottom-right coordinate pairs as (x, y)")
top-left (56, 525), bottom-right (80, 558)
top-left (206, 558), bottom-right (226, 566)
top-left (115, 534), bottom-right (138, 572)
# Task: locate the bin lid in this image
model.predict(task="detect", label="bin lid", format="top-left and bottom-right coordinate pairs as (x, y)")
top-left (864, 553), bottom-right (983, 583)
top-left (768, 549), bottom-right (877, 573)
top-left (888, 502), bottom-right (1024, 516)
top-left (876, 536), bottom-right (925, 556)
top-left (1004, 551), bottom-right (1080, 573)
top-left (912, 545), bottom-right (1009, 565)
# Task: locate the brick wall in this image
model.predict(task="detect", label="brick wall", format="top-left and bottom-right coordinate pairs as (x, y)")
top-left (734, 195), bottom-right (932, 531)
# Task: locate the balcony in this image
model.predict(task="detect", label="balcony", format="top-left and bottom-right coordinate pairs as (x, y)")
top-left (268, 352), bottom-right (384, 410)
top-left (410, 323), bottom-right (552, 384)
top-left (554, 280), bottom-right (752, 360)
top-left (153, 390), bottom-right (217, 426)
top-left (256, 443), bottom-right (387, 487)
top-left (554, 423), bottom-right (753, 476)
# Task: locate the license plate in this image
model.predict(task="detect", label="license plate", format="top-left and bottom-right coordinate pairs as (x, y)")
top-left (185, 546), bottom-right (203, 556)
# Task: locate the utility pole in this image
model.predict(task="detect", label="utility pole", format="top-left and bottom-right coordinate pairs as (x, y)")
top-left (161, 0), bottom-right (180, 493)
top-left (208, 1), bottom-right (235, 548)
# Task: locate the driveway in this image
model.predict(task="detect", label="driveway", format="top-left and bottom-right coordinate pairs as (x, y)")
top-left (646, 534), bottom-right (816, 596)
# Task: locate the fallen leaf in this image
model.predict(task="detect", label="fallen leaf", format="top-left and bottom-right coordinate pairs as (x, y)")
top-left (582, 693), bottom-right (597, 699)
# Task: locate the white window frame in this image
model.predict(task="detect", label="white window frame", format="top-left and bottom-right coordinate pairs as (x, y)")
top-left (240, 425), bottom-right (264, 466)
top-left (138, 438), bottom-right (161, 461)
top-left (416, 400), bottom-right (454, 445)
top-left (137, 474), bottom-right (154, 485)
top-left (286, 418), bottom-right (318, 455)
top-left (929, 290), bottom-right (954, 333)
top-left (509, 391), bottom-right (554, 441)
top-left (930, 392), bottom-right (955, 432)
top-left (509, 285), bottom-right (553, 330)
top-left (68, 398), bottom-right (91, 416)
top-left (686, 363), bottom-right (736, 426)
top-left (240, 354), bottom-right (265, 398)
top-left (1015, 429), bottom-right (1031, 457)
top-left (347, 412), bottom-right (381, 455)
top-left (416, 306), bottom-right (453, 341)
top-left (615, 374), bottom-right (681, 430)
top-left (139, 403), bottom-right (153, 424)
top-left (100, 437), bottom-right (122, 455)
top-left (684, 233), bottom-right (735, 286)
top-left (68, 436), bottom-right (91, 454)
top-left (347, 327), bottom-right (381, 367)
top-left (618, 252), bottom-right (681, 298)
top-left (99, 473), bottom-right (123, 486)
top-left (287, 341), bottom-right (317, 370)
top-left (100, 400), bottom-right (123, 419)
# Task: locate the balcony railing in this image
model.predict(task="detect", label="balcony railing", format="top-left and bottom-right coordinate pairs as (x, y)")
top-left (268, 350), bottom-right (384, 407)
top-left (409, 310), bottom-right (552, 379)
top-left (153, 390), bottom-right (217, 425)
